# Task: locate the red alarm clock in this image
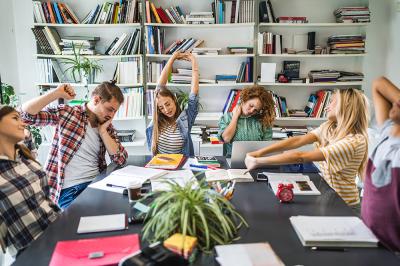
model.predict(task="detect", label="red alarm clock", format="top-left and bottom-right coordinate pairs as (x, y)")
top-left (276, 183), bottom-right (294, 203)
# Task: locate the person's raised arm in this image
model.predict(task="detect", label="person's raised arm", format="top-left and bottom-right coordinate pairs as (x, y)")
top-left (21, 84), bottom-right (75, 115)
top-left (372, 76), bottom-right (400, 126)
top-left (188, 53), bottom-right (199, 95)
top-left (247, 132), bottom-right (318, 157)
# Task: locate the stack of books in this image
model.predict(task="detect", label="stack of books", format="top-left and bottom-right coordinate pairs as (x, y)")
top-left (106, 30), bottom-right (141, 55)
top-left (194, 156), bottom-right (221, 168)
top-left (32, 26), bottom-right (62, 55)
top-left (186, 12), bottom-right (215, 24)
top-left (308, 70), bottom-right (341, 83)
top-left (328, 35), bottom-right (365, 54)
top-left (146, 26), bottom-right (165, 54)
top-left (334, 7), bottom-right (371, 23)
top-left (146, 2), bottom-right (186, 24)
top-left (277, 16), bottom-right (308, 23)
top-left (116, 87), bottom-right (144, 119)
top-left (170, 68), bottom-right (192, 84)
top-left (216, 75), bottom-right (238, 84)
top-left (213, 0), bottom-right (255, 23)
top-left (227, 46), bottom-right (253, 54)
top-left (61, 36), bottom-right (99, 55)
top-left (222, 89), bottom-right (241, 113)
top-left (146, 154), bottom-right (185, 170)
top-left (258, 32), bottom-right (282, 54)
top-left (147, 61), bottom-right (166, 83)
top-left (338, 71), bottom-right (364, 82)
top-left (163, 38), bottom-right (204, 54)
top-left (288, 110), bottom-right (308, 118)
top-left (191, 47), bottom-right (220, 55)
top-left (116, 130), bottom-right (136, 142)
top-left (82, 1), bottom-right (141, 24)
top-left (304, 90), bottom-right (333, 118)
top-left (32, 1), bottom-right (79, 24)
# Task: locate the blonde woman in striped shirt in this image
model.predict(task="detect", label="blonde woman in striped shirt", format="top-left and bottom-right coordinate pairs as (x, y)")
top-left (245, 88), bottom-right (369, 213)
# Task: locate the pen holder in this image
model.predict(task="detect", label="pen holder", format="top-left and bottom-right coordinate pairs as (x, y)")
top-left (210, 181), bottom-right (235, 201)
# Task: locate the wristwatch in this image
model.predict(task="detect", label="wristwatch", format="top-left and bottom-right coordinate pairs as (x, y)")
top-left (276, 183), bottom-right (294, 203)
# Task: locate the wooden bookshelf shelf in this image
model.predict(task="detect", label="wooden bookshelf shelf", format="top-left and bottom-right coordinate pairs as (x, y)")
top-left (146, 54), bottom-right (255, 58)
top-left (144, 23), bottom-right (255, 28)
top-left (33, 23), bottom-right (141, 28)
top-left (146, 83), bottom-right (254, 87)
top-left (259, 22), bottom-right (370, 27)
top-left (35, 54), bottom-right (142, 59)
top-left (257, 82), bottom-right (363, 87)
top-left (258, 54), bottom-right (366, 58)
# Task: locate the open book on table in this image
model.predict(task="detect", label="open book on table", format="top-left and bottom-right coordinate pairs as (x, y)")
top-left (263, 172), bottom-right (320, 195)
top-left (205, 169), bottom-right (254, 182)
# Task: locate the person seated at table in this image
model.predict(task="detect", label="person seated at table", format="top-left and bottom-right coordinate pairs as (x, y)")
top-left (146, 52), bottom-right (199, 156)
top-left (0, 105), bottom-right (59, 255)
top-left (362, 77), bottom-right (400, 252)
top-left (245, 88), bottom-right (369, 213)
top-left (218, 86), bottom-right (275, 157)
top-left (20, 82), bottom-right (127, 209)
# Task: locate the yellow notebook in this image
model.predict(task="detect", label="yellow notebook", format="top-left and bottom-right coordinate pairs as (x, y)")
top-left (146, 154), bottom-right (184, 170)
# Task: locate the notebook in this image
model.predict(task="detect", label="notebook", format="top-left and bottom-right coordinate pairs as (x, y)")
top-left (49, 234), bottom-right (140, 266)
top-left (77, 214), bottom-right (127, 234)
top-left (194, 156), bottom-right (221, 167)
top-left (145, 154), bottom-right (185, 170)
top-left (263, 172), bottom-right (321, 195)
top-left (215, 242), bottom-right (284, 266)
top-left (205, 169), bottom-right (254, 182)
top-left (290, 216), bottom-right (379, 247)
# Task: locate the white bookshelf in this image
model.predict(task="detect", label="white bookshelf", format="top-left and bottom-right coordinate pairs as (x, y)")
top-left (33, 23), bottom-right (141, 28)
top-left (146, 54), bottom-right (255, 58)
top-left (35, 83), bottom-right (143, 87)
top-left (145, 23), bottom-right (255, 28)
top-left (35, 54), bottom-right (142, 59)
top-left (259, 22), bottom-right (370, 27)
top-left (146, 82), bottom-right (254, 87)
top-left (257, 82), bottom-right (364, 87)
top-left (259, 54), bottom-right (366, 58)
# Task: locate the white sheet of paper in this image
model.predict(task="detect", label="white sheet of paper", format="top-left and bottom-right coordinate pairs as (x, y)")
top-left (151, 170), bottom-right (198, 192)
top-left (260, 63), bottom-right (276, 83)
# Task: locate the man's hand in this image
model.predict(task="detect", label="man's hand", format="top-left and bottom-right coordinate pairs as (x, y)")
top-left (54, 84), bottom-right (76, 100)
top-left (245, 154), bottom-right (259, 171)
top-left (98, 119), bottom-right (112, 136)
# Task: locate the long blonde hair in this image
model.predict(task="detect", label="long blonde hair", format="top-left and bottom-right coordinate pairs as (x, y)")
top-left (151, 86), bottom-right (182, 155)
top-left (320, 88), bottom-right (370, 176)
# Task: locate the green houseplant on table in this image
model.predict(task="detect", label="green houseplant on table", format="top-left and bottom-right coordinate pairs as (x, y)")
top-left (142, 180), bottom-right (248, 252)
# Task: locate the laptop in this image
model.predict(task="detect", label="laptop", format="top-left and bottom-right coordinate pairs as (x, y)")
top-left (230, 141), bottom-right (319, 172)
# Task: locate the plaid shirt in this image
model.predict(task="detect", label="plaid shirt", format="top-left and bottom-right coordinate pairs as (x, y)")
top-left (0, 148), bottom-right (59, 252)
top-left (21, 104), bottom-right (128, 204)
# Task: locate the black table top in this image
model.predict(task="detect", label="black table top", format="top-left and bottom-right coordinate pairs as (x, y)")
top-left (14, 156), bottom-right (400, 266)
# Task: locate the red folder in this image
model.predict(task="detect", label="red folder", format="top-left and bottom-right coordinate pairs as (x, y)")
top-left (49, 234), bottom-right (140, 266)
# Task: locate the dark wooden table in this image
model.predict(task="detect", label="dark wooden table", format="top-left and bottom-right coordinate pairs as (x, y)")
top-left (14, 156), bottom-right (400, 265)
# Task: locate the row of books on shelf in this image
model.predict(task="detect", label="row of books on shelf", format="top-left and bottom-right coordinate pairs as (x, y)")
top-left (145, 0), bottom-right (254, 24)
top-left (115, 87), bottom-right (144, 119)
top-left (33, 1), bottom-right (79, 24)
top-left (113, 59), bottom-right (141, 84)
top-left (258, 33), bottom-right (365, 55)
top-left (105, 30), bottom-right (141, 55)
top-left (82, 0), bottom-right (141, 24)
top-left (304, 90), bottom-right (333, 118)
top-left (36, 59), bottom-right (73, 83)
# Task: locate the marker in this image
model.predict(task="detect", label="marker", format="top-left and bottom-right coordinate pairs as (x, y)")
top-left (106, 183), bottom-right (125, 189)
top-left (311, 247), bottom-right (347, 252)
top-left (189, 164), bottom-right (208, 169)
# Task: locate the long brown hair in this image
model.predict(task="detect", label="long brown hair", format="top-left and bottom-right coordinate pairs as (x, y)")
top-left (0, 105), bottom-right (36, 161)
top-left (151, 86), bottom-right (182, 154)
top-left (240, 85), bottom-right (275, 127)
top-left (319, 88), bottom-right (369, 176)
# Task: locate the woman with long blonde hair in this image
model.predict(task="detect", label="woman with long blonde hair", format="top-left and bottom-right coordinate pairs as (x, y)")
top-left (146, 52), bottom-right (199, 156)
top-left (245, 88), bottom-right (369, 212)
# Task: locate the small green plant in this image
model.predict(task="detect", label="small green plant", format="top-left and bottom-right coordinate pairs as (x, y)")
top-left (62, 42), bottom-right (103, 83)
top-left (174, 89), bottom-right (203, 111)
top-left (142, 180), bottom-right (248, 252)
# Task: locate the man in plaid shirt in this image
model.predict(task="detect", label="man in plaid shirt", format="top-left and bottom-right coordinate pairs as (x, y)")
top-left (21, 82), bottom-right (128, 208)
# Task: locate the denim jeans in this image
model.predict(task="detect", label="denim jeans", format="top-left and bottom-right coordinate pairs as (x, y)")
top-left (58, 182), bottom-right (91, 209)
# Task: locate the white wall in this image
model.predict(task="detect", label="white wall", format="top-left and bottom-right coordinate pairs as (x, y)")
top-left (0, 1), bottom-right (19, 91)
top-left (385, 0), bottom-right (400, 86)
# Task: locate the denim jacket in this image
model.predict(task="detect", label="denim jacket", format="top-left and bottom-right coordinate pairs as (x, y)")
top-left (146, 92), bottom-right (199, 156)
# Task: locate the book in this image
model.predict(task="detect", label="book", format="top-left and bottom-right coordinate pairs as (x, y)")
top-left (77, 214), bottom-right (127, 234)
top-left (164, 233), bottom-right (197, 259)
top-left (262, 172), bottom-right (321, 195)
top-left (194, 156), bottom-right (221, 167)
top-left (290, 216), bottom-right (379, 247)
top-left (215, 242), bottom-right (284, 266)
top-left (283, 61), bottom-right (300, 79)
top-left (260, 63), bottom-right (276, 82)
top-left (146, 154), bottom-right (185, 170)
top-left (49, 234), bottom-right (140, 266)
top-left (205, 169), bottom-right (254, 182)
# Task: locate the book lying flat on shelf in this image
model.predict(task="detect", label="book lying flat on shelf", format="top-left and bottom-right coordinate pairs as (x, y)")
top-left (215, 242), bottom-right (284, 266)
top-left (263, 172), bottom-right (321, 195)
top-left (146, 154), bottom-right (185, 170)
top-left (77, 214), bottom-right (127, 234)
top-left (290, 216), bottom-right (379, 247)
top-left (205, 169), bottom-right (254, 182)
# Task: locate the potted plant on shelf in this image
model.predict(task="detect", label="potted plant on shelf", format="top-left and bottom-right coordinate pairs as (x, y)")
top-left (142, 180), bottom-right (248, 252)
top-left (62, 42), bottom-right (103, 100)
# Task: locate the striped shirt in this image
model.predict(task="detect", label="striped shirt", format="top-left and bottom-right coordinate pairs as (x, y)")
top-left (312, 123), bottom-right (367, 206)
top-left (157, 124), bottom-right (184, 154)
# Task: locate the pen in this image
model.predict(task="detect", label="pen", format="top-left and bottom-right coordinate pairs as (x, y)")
top-left (106, 183), bottom-right (126, 189)
top-left (189, 164), bottom-right (208, 169)
top-left (311, 247), bottom-right (347, 252)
